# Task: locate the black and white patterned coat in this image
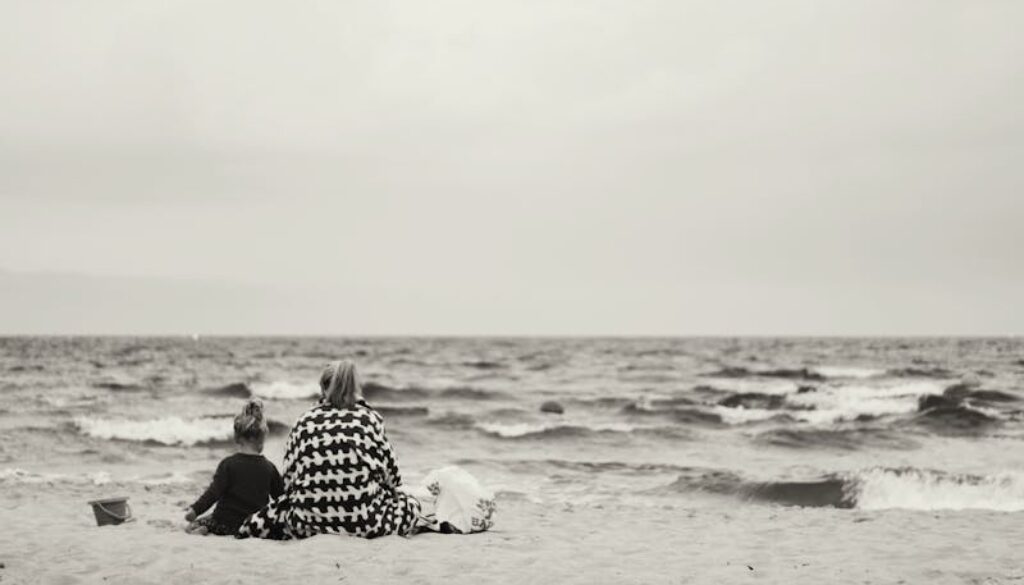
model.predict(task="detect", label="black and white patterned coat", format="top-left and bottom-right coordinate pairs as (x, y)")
top-left (238, 400), bottom-right (420, 539)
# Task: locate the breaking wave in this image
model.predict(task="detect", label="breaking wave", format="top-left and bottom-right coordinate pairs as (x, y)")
top-left (887, 367), bottom-right (957, 379)
top-left (663, 467), bottom-right (1024, 511)
top-left (73, 415), bottom-right (289, 446)
top-left (475, 421), bottom-right (637, 440)
top-left (250, 381), bottom-right (318, 400)
top-left (703, 366), bottom-right (825, 381)
top-left (755, 427), bottom-right (920, 450)
top-left (852, 468), bottom-right (1024, 511)
top-left (710, 381), bottom-right (947, 426)
top-left (362, 382), bottom-right (431, 402)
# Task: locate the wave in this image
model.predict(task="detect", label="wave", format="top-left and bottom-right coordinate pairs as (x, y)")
top-left (661, 467), bottom-right (1024, 510)
top-left (428, 379), bottom-right (996, 433)
top-left (426, 412), bottom-right (478, 429)
top-left (266, 419), bottom-right (291, 436)
top-left (941, 383), bottom-right (1020, 404)
top-left (886, 367), bottom-right (956, 379)
top-left (375, 405), bottom-right (430, 417)
top-left (812, 366), bottom-right (885, 379)
top-left (462, 360), bottom-right (505, 370)
top-left (8, 364), bottom-right (45, 372)
top-left (74, 415), bottom-right (288, 446)
top-left (711, 406), bottom-right (798, 425)
top-left (92, 381), bottom-right (146, 392)
top-left (755, 428), bottom-right (919, 451)
top-left (567, 396), bottom-right (638, 410)
top-left (717, 392), bottom-right (786, 410)
top-left (912, 384), bottom-right (1010, 432)
top-left (475, 421), bottom-right (637, 440)
top-left (459, 457), bottom-right (692, 475)
top-left (732, 381), bottom-right (946, 426)
top-left (744, 478), bottom-right (853, 508)
top-left (852, 467), bottom-right (1024, 511)
top-left (697, 379), bottom-right (801, 396)
top-left (204, 382), bottom-right (253, 398)
top-left (913, 405), bottom-right (1002, 432)
top-left (74, 416), bottom-right (233, 446)
top-left (962, 389), bottom-right (1020, 403)
top-left (703, 366), bottom-right (825, 381)
top-left (210, 379), bottom-right (478, 402)
top-left (621, 402), bottom-right (724, 426)
top-left (362, 382), bottom-right (431, 402)
top-left (250, 381), bottom-right (318, 400)
top-left (436, 387), bottom-right (505, 400)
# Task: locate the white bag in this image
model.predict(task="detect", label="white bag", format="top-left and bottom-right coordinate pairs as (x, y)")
top-left (408, 466), bottom-right (496, 534)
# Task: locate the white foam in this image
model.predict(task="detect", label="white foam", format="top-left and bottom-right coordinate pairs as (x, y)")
top-left (813, 366), bottom-right (885, 379)
top-left (0, 468), bottom-right (111, 485)
top-left (713, 381), bottom-right (948, 425)
top-left (74, 416), bottom-right (232, 446)
top-left (475, 420), bottom-right (636, 438)
top-left (852, 468), bottom-right (1024, 511)
top-left (796, 382), bottom-right (943, 420)
top-left (713, 406), bottom-right (789, 424)
top-left (250, 381), bottom-right (319, 400)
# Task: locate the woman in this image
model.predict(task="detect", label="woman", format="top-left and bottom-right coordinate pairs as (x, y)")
top-left (238, 360), bottom-right (421, 539)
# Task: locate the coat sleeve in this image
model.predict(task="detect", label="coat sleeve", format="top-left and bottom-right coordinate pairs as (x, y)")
top-left (191, 458), bottom-right (229, 515)
top-left (280, 423), bottom-right (301, 492)
top-left (377, 415), bottom-right (403, 489)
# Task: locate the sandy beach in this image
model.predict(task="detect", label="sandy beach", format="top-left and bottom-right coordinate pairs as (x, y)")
top-left (2, 476), bottom-right (1022, 585)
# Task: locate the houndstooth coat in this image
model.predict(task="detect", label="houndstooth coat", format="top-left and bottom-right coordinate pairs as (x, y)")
top-left (237, 400), bottom-right (421, 540)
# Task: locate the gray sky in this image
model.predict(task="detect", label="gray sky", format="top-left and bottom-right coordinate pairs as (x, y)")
top-left (1, 1), bottom-right (1022, 335)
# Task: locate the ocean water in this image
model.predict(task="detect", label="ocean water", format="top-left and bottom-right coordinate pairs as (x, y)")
top-left (2, 336), bottom-right (1023, 512)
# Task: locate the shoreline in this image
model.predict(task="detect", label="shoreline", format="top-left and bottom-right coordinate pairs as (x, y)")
top-left (2, 480), bottom-right (1022, 584)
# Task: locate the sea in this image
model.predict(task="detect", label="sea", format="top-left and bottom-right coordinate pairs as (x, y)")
top-left (2, 336), bottom-right (1023, 512)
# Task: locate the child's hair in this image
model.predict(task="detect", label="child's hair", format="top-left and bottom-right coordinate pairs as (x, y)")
top-left (234, 399), bottom-right (269, 450)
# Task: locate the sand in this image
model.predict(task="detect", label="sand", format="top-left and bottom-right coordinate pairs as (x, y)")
top-left (1, 480), bottom-right (1022, 585)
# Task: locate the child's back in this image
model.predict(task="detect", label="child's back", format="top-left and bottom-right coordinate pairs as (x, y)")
top-left (190, 452), bottom-right (283, 535)
top-left (186, 400), bottom-right (283, 536)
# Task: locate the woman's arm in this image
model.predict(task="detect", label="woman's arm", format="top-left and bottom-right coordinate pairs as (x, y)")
top-left (280, 424), bottom-right (300, 492)
top-left (376, 414), bottom-right (402, 489)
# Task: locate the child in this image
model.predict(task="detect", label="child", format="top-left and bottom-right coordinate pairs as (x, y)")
top-left (184, 399), bottom-right (283, 536)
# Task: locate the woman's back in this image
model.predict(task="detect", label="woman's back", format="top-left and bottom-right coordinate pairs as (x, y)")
top-left (240, 401), bottom-right (419, 540)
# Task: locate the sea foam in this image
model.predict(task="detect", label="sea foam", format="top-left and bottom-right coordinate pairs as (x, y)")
top-left (851, 468), bottom-right (1024, 511)
top-left (813, 366), bottom-right (886, 379)
top-left (476, 420), bottom-right (637, 439)
top-left (74, 416), bottom-right (232, 446)
top-left (250, 381), bottom-right (319, 400)
top-left (713, 381), bottom-right (947, 425)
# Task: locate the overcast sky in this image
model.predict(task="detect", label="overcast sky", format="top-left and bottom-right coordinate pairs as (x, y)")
top-left (1, 1), bottom-right (1022, 335)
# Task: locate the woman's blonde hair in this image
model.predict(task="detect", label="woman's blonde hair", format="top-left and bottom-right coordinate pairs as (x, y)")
top-left (234, 398), bottom-right (268, 450)
top-left (320, 360), bottom-right (363, 409)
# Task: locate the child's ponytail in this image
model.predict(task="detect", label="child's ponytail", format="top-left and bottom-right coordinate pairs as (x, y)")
top-left (234, 398), bottom-right (269, 450)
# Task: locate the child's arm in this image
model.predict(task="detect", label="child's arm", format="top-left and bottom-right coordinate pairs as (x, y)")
top-left (270, 465), bottom-right (284, 498)
top-left (189, 459), bottom-right (229, 517)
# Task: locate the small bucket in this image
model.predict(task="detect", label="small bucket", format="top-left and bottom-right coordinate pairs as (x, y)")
top-left (87, 497), bottom-right (133, 526)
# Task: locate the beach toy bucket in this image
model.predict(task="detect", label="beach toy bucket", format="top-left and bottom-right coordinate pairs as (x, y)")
top-left (87, 497), bottom-right (133, 526)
